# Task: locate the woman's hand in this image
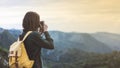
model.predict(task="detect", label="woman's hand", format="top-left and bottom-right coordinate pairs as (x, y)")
top-left (43, 24), bottom-right (48, 32)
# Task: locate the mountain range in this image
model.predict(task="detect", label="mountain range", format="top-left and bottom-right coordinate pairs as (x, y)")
top-left (0, 27), bottom-right (120, 68)
top-left (0, 27), bottom-right (120, 53)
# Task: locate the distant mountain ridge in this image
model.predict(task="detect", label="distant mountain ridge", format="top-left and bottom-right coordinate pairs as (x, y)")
top-left (0, 27), bottom-right (4, 33)
top-left (0, 27), bottom-right (120, 53)
top-left (0, 30), bottom-right (16, 49)
top-left (91, 32), bottom-right (120, 51)
top-left (48, 31), bottom-right (112, 53)
top-left (0, 29), bottom-right (120, 53)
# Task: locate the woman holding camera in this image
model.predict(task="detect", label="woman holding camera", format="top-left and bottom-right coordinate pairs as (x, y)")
top-left (19, 11), bottom-right (54, 68)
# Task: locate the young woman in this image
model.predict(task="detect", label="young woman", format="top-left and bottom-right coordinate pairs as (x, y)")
top-left (19, 11), bottom-right (54, 68)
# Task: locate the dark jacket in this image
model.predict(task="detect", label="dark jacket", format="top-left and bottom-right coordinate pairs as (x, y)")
top-left (20, 31), bottom-right (54, 68)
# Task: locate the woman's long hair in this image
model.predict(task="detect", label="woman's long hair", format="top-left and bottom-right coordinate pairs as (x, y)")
top-left (22, 11), bottom-right (40, 32)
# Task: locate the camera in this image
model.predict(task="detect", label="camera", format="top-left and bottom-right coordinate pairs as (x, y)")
top-left (40, 21), bottom-right (44, 27)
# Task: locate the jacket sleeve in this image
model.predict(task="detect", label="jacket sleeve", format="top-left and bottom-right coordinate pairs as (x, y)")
top-left (31, 31), bottom-right (54, 49)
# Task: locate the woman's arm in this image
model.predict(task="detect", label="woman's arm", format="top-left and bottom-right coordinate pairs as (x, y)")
top-left (31, 31), bottom-right (54, 49)
top-left (40, 31), bottom-right (54, 49)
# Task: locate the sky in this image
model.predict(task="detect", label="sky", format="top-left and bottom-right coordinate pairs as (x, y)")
top-left (0, 0), bottom-right (120, 34)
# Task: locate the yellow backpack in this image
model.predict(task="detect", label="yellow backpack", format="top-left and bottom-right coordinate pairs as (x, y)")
top-left (9, 31), bottom-right (34, 68)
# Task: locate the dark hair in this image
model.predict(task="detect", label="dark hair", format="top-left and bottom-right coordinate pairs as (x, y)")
top-left (22, 11), bottom-right (40, 32)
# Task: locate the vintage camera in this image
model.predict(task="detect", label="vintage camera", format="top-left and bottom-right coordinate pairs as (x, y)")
top-left (40, 21), bottom-right (44, 27)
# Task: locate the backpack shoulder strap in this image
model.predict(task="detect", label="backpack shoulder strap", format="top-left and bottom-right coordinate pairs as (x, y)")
top-left (22, 31), bottom-right (32, 42)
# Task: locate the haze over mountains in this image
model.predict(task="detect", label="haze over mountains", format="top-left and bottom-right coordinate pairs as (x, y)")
top-left (91, 32), bottom-right (120, 51)
top-left (0, 27), bottom-right (120, 53)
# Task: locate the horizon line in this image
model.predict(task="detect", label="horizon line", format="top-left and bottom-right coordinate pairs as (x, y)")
top-left (0, 27), bottom-right (120, 34)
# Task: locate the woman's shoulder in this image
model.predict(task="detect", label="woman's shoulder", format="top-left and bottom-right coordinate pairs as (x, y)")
top-left (30, 31), bottom-right (41, 36)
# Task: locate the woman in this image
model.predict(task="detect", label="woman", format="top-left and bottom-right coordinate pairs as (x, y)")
top-left (19, 11), bottom-right (54, 68)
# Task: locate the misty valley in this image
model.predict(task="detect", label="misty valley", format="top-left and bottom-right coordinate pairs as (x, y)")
top-left (0, 27), bottom-right (120, 68)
